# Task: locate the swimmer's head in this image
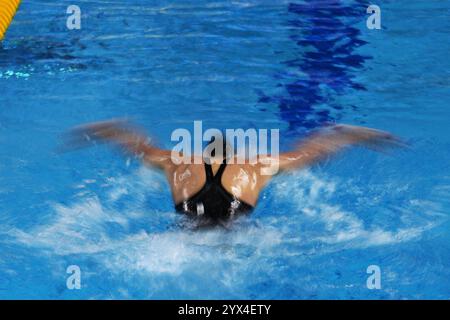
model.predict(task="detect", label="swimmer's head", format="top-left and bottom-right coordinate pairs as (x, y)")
top-left (204, 135), bottom-right (233, 164)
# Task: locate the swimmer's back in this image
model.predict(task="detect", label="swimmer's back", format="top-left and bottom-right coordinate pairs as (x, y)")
top-left (165, 156), bottom-right (270, 206)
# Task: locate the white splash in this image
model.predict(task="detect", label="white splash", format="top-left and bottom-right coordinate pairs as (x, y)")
top-left (4, 167), bottom-right (443, 280)
top-left (272, 169), bottom-right (440, 248)
top-left (6, 167), bottom-right (282, 277)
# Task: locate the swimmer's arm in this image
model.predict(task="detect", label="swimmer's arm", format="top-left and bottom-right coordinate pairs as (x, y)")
top-left (63, 119), bottom-right (174, 170)
top-left (276, 124), bottom-right (405, 171)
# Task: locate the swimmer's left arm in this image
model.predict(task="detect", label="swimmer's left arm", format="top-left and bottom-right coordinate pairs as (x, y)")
top-left (275, 124), bottom-right (406, 172)
top-left (63, 119), bottom-right (174, 170)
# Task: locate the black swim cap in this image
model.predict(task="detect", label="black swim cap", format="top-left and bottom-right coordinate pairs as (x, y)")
top-left (206, 135), bottom-right (232, 161)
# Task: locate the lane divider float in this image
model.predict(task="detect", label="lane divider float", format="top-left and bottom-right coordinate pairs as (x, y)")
top-left (0, 0), bottom-right (21, 40)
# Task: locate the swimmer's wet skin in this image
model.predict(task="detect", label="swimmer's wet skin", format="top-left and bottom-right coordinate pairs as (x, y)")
top-left (0, 0), bottom-right (21, 40)
top-left (174, 160), bottom-right (255, 224)
top-left (64, 120), bottom-right (406, 227)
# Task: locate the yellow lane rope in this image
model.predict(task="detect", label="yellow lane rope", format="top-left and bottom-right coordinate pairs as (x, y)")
top-left (0, 0), bottom-right (21, 40)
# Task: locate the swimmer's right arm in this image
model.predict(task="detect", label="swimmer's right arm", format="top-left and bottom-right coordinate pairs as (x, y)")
top-left (63, 119), bottom-right (174, 170)
top-left (277, 124), bottom-right (406, 171)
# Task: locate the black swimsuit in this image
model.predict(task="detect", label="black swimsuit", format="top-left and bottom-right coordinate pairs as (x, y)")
top-left (175, 161), bottom-right (254, 221)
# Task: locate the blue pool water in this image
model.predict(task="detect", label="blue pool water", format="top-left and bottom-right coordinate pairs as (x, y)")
top-left (1, 0), bottom-right (450, 299)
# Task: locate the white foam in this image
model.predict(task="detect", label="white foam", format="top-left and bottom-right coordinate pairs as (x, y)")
top-left (4, 167), bottom-right (442, 279)
top-left (6, 167), bottom-right (282, 277)
top-left (272, 170), bottom-right (439, 248)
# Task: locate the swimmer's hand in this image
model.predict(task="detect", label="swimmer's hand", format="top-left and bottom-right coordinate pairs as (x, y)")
top-left (61, 119), bottom-right (172, 169)
top-left (278, 124), bottom-right (407, 171)
top-left (61, 118), bottom-right (144, 151)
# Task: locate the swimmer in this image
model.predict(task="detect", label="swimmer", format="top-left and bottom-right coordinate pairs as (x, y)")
top-left (63, 119), bottom-right (405, 226)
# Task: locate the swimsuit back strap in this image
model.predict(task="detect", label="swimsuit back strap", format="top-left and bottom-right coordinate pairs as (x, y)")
top-left (204, 163), bottom-right (215, 181)
top-left (204, 161), bottom-right (227, 182)
top-left (214, 162), bottom-right (227, 181)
